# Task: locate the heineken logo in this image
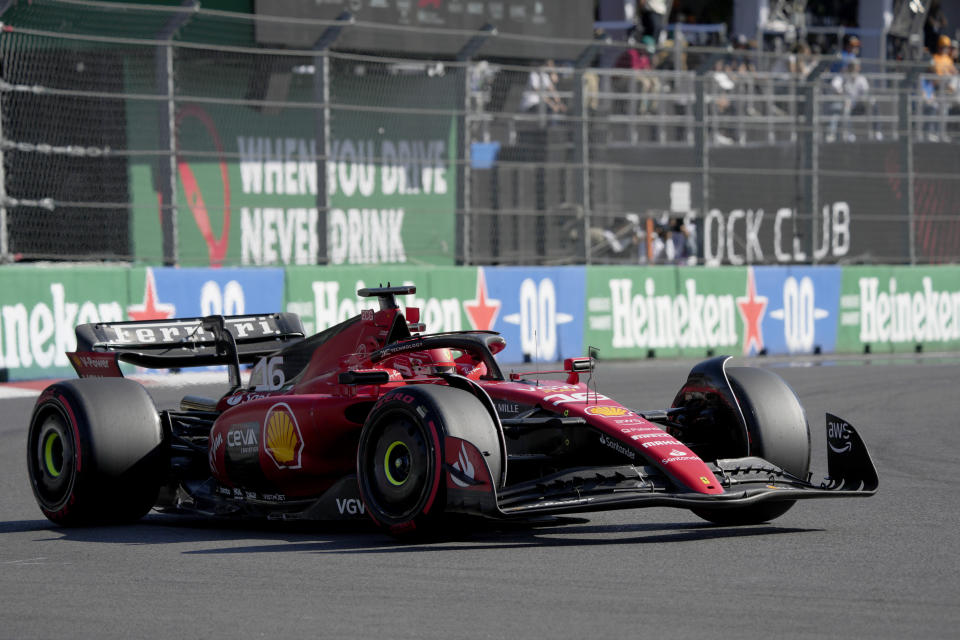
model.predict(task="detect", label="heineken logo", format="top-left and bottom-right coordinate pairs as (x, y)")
top-left (851, 276), bottom-right (960, 344)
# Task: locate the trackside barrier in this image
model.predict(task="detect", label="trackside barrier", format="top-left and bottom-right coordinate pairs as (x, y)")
top-left (0, 264), bottom-right (958, 381)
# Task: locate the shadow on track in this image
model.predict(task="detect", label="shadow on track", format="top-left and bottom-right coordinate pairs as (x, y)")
top-left (317, 520), bottom-right (819, 554)
top-left (1, 514), bottom-right (819, 553)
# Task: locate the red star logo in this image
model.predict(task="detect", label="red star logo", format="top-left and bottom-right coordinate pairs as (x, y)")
top-left (127, 268), bottom-right (176, 321)
top-left (418, 0), bottom-right (442, 8)
top-left (736, 267), bottom-right (768, 356)
top-left (463, 268), bottom-right (501, 331)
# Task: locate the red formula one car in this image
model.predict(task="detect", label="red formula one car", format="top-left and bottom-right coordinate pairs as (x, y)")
top-left (26, 285), bottom-right (877, 537)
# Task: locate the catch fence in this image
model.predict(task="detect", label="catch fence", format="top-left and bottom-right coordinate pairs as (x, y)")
top-left (1, 0), bottom-right (959, 267)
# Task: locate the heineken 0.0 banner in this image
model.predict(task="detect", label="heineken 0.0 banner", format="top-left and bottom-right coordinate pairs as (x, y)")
top-left (838, 265), bottom-right (960, 354)
top-left (583, 265), bottom-right (844, 359)
top-left (4, 263), bottom-right (960, 381)
top-left (285, 266), bottom-right (479, 337)
top-left (585, 266), bottom-right (743, 360)
top-left (283, 266), bottom-right (587, 364)
top-left (0, 266), bottom-right (129, 380)
top-left (128, 61), bottom-right (457, 267)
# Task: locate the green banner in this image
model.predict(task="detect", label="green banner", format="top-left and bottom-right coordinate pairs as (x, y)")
top-left (837, 266), bottom-right (960, 354)
top-left (0, 266), bottom-right (129, 379)
top-left (128, 61), bottom-right (457, 267)
top-left (585, 266), bottom-right (747, 359)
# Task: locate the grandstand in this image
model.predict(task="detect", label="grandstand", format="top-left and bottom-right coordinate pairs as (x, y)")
top-left (0, 0), bottom-right (958, 267)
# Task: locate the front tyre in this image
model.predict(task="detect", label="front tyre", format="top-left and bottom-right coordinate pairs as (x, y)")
top-left (357, 385), bottom-right (501, 538)
top-left (693, 366), bottom-right (811, 526)
top-left (360, 405), bottom-right (441, 533)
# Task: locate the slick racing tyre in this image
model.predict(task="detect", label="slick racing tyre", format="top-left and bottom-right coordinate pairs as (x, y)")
top-left (357, 385), bottom-right (500, 539)
top-left (27, 379), bottom-right (164, 526)
top-left (693, 366), bottom-right (811, 526)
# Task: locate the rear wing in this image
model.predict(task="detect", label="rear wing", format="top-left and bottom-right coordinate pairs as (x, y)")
top-left (70, 313), bottom-right (305, 378)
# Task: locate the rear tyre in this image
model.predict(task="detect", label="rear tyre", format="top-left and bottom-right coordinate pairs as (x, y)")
top-left (357, 385), bottom-right (500, 539)
top-left (693, 366), bottom-right (811, 526)
top-left (26, 379), bottom-right (164, 526)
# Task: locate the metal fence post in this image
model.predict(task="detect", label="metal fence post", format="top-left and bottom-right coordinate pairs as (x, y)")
top-left (574, 44), bottom-right (600, 265)
top-left (312, 12), bottom-right (353, 266)
top-left (154, 0), bottom-right (197, 267)
top-left (899, 70), bottom-right (918, 265)
top-left (694, 69), bottom-right (707, 255)
top-left (572, 68), bottom-right (591, 264)
top-left (0, 62), bottom-right (7, 263)
top-left (460, 64), bottom-right (470, 265)
top-left (0, 0), bottom-right (12, 262)
top-left (804, 62), bottom-right (829, 264)
top-left (456, 25), bottom-right (495, 266)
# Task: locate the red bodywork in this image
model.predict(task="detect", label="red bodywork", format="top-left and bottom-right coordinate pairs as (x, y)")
top-left (201, 304), bottom-right (722, 500)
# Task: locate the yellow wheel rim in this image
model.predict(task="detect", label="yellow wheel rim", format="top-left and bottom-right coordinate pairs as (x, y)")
top-left (383, 440), bottom-right (410, 486)
top-left (43, 431), bottom-right (62, 478)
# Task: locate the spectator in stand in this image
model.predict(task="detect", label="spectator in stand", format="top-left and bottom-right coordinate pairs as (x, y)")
top-left (710, 58), bottom-right (736, 144)
top-left (789, 41), bottom-right (816, 78)
top-left (931, 34), bottom-right (957, 79)
top-left (927, 35), bottom-right (958, 136)
top-left (827, 60), bottom-right (870, 142)
top-left (918, 35), bottom-right (956, 140)
top-left (520, 59), bottom-right (566, 122)
top-left (725, 35), bottom-right (757, 118)
top-left (668, 216), bottom-right (696, 264)
top-left (924, 1), bottom-right (948, 54)
top-left (639, 0), bottom-right (667, 42)
top-left (728, 34), bottom-right (757, 73)
top-left (952, 40), bottom-right (960, 98)
top-left (613, 34), bottom-right (660, 115)
top-left (830, 35), bottom-right (860, 72)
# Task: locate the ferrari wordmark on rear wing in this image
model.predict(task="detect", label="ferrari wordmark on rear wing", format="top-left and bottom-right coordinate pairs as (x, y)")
top-left (68, 313), bottom-right (305, 378)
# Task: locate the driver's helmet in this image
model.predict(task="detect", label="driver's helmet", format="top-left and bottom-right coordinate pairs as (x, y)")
top-left (426, 348), bottom-right (456, 375)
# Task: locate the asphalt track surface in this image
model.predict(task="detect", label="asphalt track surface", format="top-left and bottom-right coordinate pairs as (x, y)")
top-left (1, 356), bottom-right (959, 639)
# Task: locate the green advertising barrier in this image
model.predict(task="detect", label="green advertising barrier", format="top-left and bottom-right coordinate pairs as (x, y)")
top-left (837, 265), bottom-right (960, 354)
top-left (285, 266), bottom-right (480, 336)
top-left (584, 266), bottom-right (749, 359)
top-left (127, 61), bottom-right (457, 267)
top-left (3, 262), bottom-right (958, 380)
top-left (0, 266), bottom-right (130, 380)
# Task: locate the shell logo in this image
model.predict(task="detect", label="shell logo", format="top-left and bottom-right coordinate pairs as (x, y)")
top-left (585, 406), bottom-right (631, 417)
top-left (263, 403), bottom-right (304, 469)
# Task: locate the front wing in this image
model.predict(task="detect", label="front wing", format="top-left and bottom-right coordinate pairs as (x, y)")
top-left (449, 413), bottom-right (878, 519)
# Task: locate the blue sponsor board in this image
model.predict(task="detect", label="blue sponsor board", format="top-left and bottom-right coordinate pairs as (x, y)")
top-left (753, 266), bottom-right (842, 355)
top-left (133, 267), bottom-right (285, 374)
top-left (483, 266), bottom-right (586, 364)
top-left (148, 267), bottom-right (285, 318)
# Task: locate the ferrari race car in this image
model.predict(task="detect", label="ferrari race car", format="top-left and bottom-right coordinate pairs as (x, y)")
top-left (26, 285), bottom-right (878, 537)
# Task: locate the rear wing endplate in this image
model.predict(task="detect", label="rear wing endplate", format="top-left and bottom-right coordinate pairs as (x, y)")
top-left (70, 313), bottom-right (305, 376)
